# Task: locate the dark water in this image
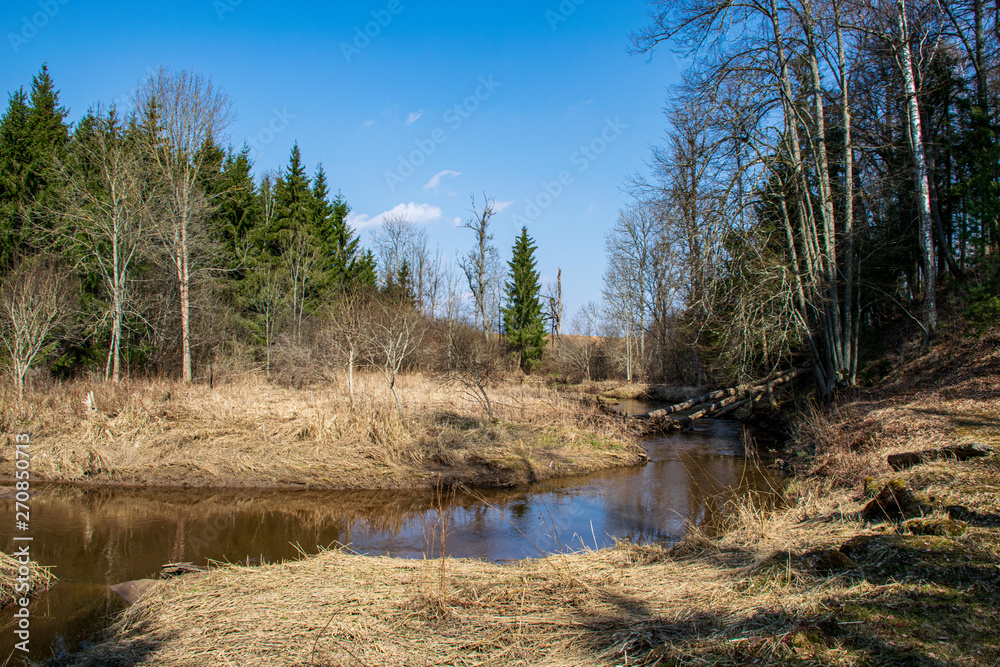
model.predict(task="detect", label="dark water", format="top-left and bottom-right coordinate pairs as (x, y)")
top-left (1, 417), bottom-right (779, 663)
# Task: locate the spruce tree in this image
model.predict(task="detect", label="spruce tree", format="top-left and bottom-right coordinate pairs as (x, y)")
top-left (267, 143), bottom-right (311, 255)
top-left (310, 164), bottom-right (368, 290)
top-left (354, 250), bottom-right (378, 290)
top-left (25, 65), bottom-right (70, 234)
top-left (213, 145), bottom-right (259, 268)
top-left (0, 88), bottom-right (31, 267)
top-left (502, 226), bottom-right (546, 372)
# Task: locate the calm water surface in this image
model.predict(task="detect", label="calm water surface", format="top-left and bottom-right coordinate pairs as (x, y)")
top-left (1, 416), bottom-right (780, 662)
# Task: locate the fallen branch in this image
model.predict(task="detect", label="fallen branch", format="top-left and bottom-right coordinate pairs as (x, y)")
top-left (636, 368), bottom-right (809, 430)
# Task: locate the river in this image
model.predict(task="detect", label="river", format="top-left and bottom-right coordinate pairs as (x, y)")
top-left (1, 415), bottom-right (781, 663)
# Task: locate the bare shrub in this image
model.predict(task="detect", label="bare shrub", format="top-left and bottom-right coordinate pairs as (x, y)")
top-left (0, 258), bottom-right (76, 398)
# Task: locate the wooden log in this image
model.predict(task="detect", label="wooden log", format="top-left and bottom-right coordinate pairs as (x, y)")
top-left (637, 368), bottom-right (809, 422)
top-left (644, 369), bottom-right (799, 419)
top-left (683, 394), bottom-right (744, 423)
top-left (646, 386), bottom-right (745, 419)
top-left (713, 397), bottom-right (749, 419)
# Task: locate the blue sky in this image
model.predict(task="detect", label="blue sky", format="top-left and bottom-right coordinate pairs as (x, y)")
top-left (2, 0), bottom-right (681, 323)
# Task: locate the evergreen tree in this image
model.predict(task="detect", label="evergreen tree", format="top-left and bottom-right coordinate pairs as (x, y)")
top-left (354, 250), bottom-right (378, 290)
top-left (310, 164), bottom-right (368, 290)
top-left (0, 66), bottom-right (70, 264)
top-left (0, 88), bottom-right (31, 267)
top-left (267, 143), bottom-right (311, 256)
top-left (24, 65), bottom-right (70, 235)
top-left (502, 227), bottom-right (546, 372)
top-left (213, 145), bottom-right (259, 269)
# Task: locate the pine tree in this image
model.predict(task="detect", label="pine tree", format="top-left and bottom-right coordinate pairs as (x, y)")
top-left (502, 227), bottom-right (546, 372)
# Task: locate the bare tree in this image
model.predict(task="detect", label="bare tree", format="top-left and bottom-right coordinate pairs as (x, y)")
top-left (445, 322), bottom-right (503, 421)
top-left (567, 302), bottom-right (607, 382)
top-left (632, 0), bottom-right (865, 396)
top-left (603, 204), bottom-right (662, 382)
top-left (371, 212), bottom-right (445, 315)
top-left (250, 265), bottom-right (284, 377)
top-left (544, 268), bottom-right (564, 347)
top-left (57, 108), bottom-right (151, 383)
top-left (136, 68), bottom-right (234, 383)
top-left (459, 194), bottom-right (501, 335)
top-left (282, 227), bottom-right (319, 344)
top-left (0, 259), bottom-right (74, 398)
top-left (326, 290), bottom-right (372, 410)
top-left (372, 211), bottom-right (417, 285)
top-left (364, 301), bottom-right (425, 419)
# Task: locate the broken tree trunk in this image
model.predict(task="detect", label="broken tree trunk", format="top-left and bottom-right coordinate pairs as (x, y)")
top-left (638, 368), bottom-right (809, 430)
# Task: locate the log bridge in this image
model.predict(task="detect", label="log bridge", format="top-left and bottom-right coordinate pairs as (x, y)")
top-left (628, 368), bottom-right (809, 431)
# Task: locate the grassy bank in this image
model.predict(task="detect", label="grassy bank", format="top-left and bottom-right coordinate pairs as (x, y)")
top-left (0, 373), bottom-right (643, 489)
top-left (0, 552), bottom-right (55, 609)
top-left (59, 330), bottom-right (1000, 666)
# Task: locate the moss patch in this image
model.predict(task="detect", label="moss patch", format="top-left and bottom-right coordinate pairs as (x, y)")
top-left (905, 517), bottom-right (969, 537)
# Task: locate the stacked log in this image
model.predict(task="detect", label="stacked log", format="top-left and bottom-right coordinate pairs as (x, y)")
top-left (638, 368), bottom-right (809, 431)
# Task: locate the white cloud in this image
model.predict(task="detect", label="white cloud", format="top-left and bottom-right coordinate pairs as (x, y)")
top-left (363, 119), bottom-right (377, 128)
top-left (493, 200), bottom-right (515, 213)
top-left (406, 110), bottom-right (424, 125)
top-left (348, 202), bottom-right (450, 230)
top-left (423, 170), bottom-right (462, 191)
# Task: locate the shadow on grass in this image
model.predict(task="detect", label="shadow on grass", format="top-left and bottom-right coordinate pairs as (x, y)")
top-left (572, 533), bottom-right (1000, 666)
top-left (45, 636), bottom-right (167, 667)
top-left (908, 407), bottom-right (1000, 431)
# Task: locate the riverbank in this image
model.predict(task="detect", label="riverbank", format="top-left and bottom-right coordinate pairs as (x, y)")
top-left (0, 552), bottom-right (54, 609)
top-left (59, 329), bottom-right (1000, 666)
top-left (0, 374), bottom-right (644, 490)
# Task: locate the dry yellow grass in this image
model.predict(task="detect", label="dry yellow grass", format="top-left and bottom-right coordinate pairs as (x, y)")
top-left (794, 326), bottom-right (1000, 488)
top-left (65, 488), bottom-right (870, 667)
top-left (0, 551), bottom-right (55, 609)
top-left (0, 373), bottom-right (643, 489)
top-left (61, 329), bottom-right (1000, 666)
top-left (62, 456), bottom-right (1000, 666)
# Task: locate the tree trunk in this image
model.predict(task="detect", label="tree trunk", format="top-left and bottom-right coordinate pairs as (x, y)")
top-left (836, 0), bottom-right (856, 383)
top-left (556, 268), bottom-right (563, 347)
top-left (805, 0), bottom-right (845, 377)
top-left (389, 375), bottom-right (404, 420)
top-left (897, 0), bottom-right (937, 344)
top-left (347, 347), bottom-right (355, 410)
top-left (177, 218), bottom-right (192, 384)
top-left (769, 0), bottom-right (833, 398)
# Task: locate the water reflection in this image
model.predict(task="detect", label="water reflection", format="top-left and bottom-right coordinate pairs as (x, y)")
top-left (0, 419), bottom-right (779, 661)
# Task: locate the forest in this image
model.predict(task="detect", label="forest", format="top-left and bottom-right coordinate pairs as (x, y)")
top-left (0, 66), bottom-right (557, 399)
top-left (3, 3), bottom-right (1000, 665)
top-left (2, 0), bottom-right (1000, 401)
top-left (598, 0), bottom-right (1000, 395)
